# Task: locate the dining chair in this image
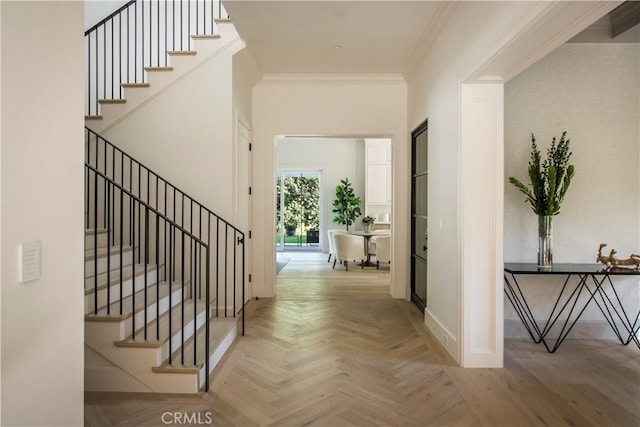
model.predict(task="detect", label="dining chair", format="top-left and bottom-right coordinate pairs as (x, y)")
top-left (327, 229), bottom-right (346, 263)
top-left (332, 233), bottom-right (366, 271)
top-left (374, 235), bottom-right (391, 269)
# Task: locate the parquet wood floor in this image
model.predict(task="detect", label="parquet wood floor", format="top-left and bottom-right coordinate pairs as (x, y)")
top-left (85, 252), bottom-right (640, 427)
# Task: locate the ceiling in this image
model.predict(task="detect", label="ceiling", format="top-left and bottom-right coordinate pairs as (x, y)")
top-left (569, 1), bottom-right (640, 43)
top-left (223, 1), bottom-right (447, 75)
top-left (223, 1), bottom-right (639, 76)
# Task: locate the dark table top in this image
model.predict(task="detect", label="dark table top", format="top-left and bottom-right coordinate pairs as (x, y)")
top-left (504, 263), bottom-right (640, 275)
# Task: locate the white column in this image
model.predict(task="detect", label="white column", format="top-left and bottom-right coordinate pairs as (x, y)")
top-left (459, 83), bottom-right (504, 367)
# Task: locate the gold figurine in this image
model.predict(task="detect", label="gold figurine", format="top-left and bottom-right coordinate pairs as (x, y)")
top-left (597, 243), bottom-right (640, 269)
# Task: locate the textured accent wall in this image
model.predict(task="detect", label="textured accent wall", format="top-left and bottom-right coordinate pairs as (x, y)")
top-left (504, 43), bottom-right (640, 336)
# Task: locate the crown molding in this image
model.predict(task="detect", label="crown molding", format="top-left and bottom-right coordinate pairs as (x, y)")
top-left (403, 1), bottom-right (459, 81)
top-left (257, 74), bottom-right (406, 86)
top-left (464, 0), bottom-right (622, 84)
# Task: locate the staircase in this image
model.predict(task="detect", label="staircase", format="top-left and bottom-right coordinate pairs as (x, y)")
top-left (84, 128), bottom-right (245, 393)
top-left (84, 0), bottom-right (242, 132)
top-left (83, 1), bottom-right (246, 394)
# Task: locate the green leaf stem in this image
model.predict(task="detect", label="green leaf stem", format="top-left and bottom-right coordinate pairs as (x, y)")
top-left (509, 132), bottom-right (574, 216)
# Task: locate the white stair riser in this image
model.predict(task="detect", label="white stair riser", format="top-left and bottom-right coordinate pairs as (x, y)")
top-left (119, 87), bottom-right (152, 106)
top-left (85, 316), bottom-right (237, 393)
top-left (86, 285), bottom-right (181, 342)
top-left (198, 324), bottom-right (237, 388)
top-left (84, 263), bottom-right (163, 288)
top-left (167, 54), bottom-right (198, 70)
top-left (144, 70), bottom-right (178, 89)
top-left (214, 21), bottom-right (239, 40)
top-left (87, 322), bottom-right (165, 368)
top-left (85, 269), bottom-right (158, 313)
top-left (160, 306), bottom-right (208, 363)
top-left (123, 287), bottom-right (184, 341)
top-left (85, 314), bottom-right (204, 393)
top-left (85, 249), bottom-right (134, 277)
top-left (190, 38), bottom-right (223, 56)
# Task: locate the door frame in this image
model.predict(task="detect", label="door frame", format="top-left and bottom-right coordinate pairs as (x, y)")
top-left (410, 119), bottom-right (428, 312)
top-left (234, 111), bottom-right (252, 302)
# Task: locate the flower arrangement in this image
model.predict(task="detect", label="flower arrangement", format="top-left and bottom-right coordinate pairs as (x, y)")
top-left (508, 131), bottom-right (575, 216)
top-left (361, 216), bottom-right (375, 225)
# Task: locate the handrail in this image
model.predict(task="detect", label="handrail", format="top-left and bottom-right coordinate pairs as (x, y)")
top-left (85, 127), bottom-right (243, 235)
top-left (84, 0), bottom-right (229, 116)
top-left (85, 163), bottom-right (208, 247)
top-left (85, 127), bottom-right (245, 392)
top-left (86, 158), bottom-right (213, 382)
top-left (85, 1), bottom-right (136, 36)
top-left (84, 1), bottom-right (243, 392)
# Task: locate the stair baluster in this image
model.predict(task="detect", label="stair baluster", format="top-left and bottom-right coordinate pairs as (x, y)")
top-left (84, 127), bottom-right (244, 392)
top-left (85, 0), bottom-right (229, 117)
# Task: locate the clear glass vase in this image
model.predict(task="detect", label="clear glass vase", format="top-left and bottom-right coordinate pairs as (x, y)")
top-left (537, 215), bottom-right (553, 268)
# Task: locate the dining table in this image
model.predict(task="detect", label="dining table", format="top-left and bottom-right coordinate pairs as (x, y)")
top-left (347, 230), bottom-right (391, 267)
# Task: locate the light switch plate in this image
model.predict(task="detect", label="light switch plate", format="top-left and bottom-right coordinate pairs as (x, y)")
top-left (19, 241), bottom-right (40, 283)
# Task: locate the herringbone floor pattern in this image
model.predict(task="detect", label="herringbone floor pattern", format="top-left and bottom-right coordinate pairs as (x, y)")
top-left (85, 252), bottom-right (640, 427)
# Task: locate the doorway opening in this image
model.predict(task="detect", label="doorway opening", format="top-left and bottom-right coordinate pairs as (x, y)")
top-left (273, 136), bottom-right (394, 285)
top-left (276, 170), bottom-right (322, 252)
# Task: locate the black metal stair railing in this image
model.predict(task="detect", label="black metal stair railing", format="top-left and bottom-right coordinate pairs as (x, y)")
top-left (85, 0), bottom-right (229, 116)
top-left (85, 127), bottom-right (245, 392)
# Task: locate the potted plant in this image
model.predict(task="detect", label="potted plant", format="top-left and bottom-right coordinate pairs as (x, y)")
top-left (508, 131), bottom-right (574, 268)
top-left (284, 223), bottom-right (297, 236)
top-left (332, 178), bottom-right (361, 231)
top-left (361, 215), bottom-right (375, 233)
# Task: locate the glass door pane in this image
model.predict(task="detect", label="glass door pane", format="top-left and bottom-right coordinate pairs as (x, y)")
top-left (276, 170), bottom-right (321, 251)
top-left (411, 119), bottom-right (428, 312)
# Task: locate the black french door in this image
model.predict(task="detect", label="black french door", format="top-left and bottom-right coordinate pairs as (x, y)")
top-left (411, 119), bottom-right (428, 312)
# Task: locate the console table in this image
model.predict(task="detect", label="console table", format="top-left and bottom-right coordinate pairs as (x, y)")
top-left (504, 263), bottom-right (639, 353)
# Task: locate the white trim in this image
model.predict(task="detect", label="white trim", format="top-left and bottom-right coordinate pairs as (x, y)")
top-left (425, 308), bottom-right (459, 361)
top-left (464, 1), bottom-right (622, 83)
top-left (257, 125), bottom-right (408, 300)
top-left (459, 83), bottom-right (504, 368)
top-left (403, 2), bottom-right (459, 81)
top-left (234, 111), bottom-right (252, 301)
top-left (453, 0), bottom-right (616, 368)
top-left (258, 74), bottom-right (406, 86)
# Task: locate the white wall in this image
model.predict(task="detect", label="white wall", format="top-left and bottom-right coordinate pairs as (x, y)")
top-left (504, 43), bottom-right (640, 337)
top-left (233, 47), bottom-right (261, 126)
top-left (276, 137), bottom-right (365, 252)
top-left (85, 0), bottom-right (129, 29)
top-left (1, 2), bottom-right (85, 425)
top-left (252, 76), bottom-right (407, 299)
top-left (407, 1), bottom-right (536, 363)
top-left (103, 45), bottom-right (239, 220)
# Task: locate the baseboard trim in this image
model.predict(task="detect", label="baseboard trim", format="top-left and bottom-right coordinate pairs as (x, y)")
top-left (424, 308), bottom-right (460, 363)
